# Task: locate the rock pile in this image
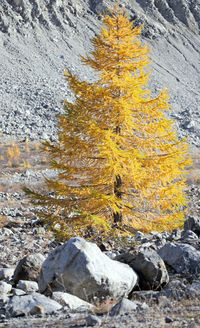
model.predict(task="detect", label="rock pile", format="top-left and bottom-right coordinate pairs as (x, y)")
top-left (0, 215), bottom-right (200, 326)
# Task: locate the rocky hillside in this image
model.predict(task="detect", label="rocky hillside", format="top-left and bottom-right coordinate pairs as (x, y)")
top-left (0, 0), bottom-right (200, 146)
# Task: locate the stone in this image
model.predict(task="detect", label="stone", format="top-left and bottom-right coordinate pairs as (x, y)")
top-left (158, 242), bottom-right (200, 274)
top-left (159, 279), bottom-right (186, 299)
top-left (39, 237), bottom-right (137, 301)
top-left (17, 280), bottom-right (38, 292)
top-left (110, 298), bottom-right (144, 316)
top-left (157, 296), bottom-right (171, 307)
top-left (12, 288), bottom-right (26, 296)
top-left (131, 290), bottom-right (160, 302)
top-left (181, 230), bottom-right (198, 241)
top-left (6, 293), bottom-right (62, 317)
top-left (0, 293), bottom-right (9, 303)
top-left (0, 282), bottom-right (12, 294)
top-left (86, 314), bottom-right (102, 326)
top-left (116, 250), bottom-right (169, 290)
top-left (0, 268), bottom-right (15, 281)
top-left (184, 216), bottom-right (200, 235)
top-left (52, 292), bottom-right (94, 310)
top-left (165, 316), bottom-right (174, 323)
top-left (13, 253), bottom-right (45, 284)
top-left (168, 229), bottom-right (181, 241)
top-left (185, 281), bottom-right (200, 299)
top-left (134, 231), bottom-right (144, 240)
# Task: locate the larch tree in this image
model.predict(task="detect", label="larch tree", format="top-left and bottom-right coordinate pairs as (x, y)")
top-left (25, 5), bottom-right (191, 239)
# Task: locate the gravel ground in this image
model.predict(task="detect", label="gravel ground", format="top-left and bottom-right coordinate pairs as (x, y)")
top-left (0, 1), bottom-right (200, 327)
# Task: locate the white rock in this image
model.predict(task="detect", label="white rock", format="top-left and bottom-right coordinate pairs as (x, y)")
top-left (12, 288), bottom-right (26, 296)
top-left (0, 268), bottom-right (15, 281)
top-left (52, 291), bottom-right (94, 310)
top-left (0, 281), bottom-right (12, 294)
top-left (17, 280), bottom-right (38, 292)
top-left (39, 237), bottom-right (137, 301)
top-left (6, 292), bottom-right (62, 317)
top-left (0, 293), bottom-right (9, 303)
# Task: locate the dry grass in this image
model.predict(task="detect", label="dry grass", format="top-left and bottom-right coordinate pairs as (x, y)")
top-left (0, 214), bottom-right (9, 229)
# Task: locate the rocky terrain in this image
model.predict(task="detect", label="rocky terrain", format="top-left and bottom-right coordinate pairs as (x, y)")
top-left (1, 219), bottom-right (200, 327)
top-left (0, 0), bottom-right (200, 327)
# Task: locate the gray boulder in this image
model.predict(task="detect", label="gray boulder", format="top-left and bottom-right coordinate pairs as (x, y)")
top-left (13, 253), bottom-right (45, 284)
top-left (38, 237), bottom-right (137, 301)
top-left (6, 293), bottom-right (62, 317)
top-left (158, 242), bottom-right (200, 274)
top-left (116, 250), bottom-right (169, 290)
top-left (184, 216), bottom-right (200, 235)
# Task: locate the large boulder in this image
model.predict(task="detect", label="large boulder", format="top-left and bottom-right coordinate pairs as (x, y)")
top-left (38, 237), bottom-right (138, 301)
top-left (158, 242), bottom-right (200, 274)
top-left (116, 250), bottom-right (169, 290)
top-left (13, 253), bottom-right (45, 284)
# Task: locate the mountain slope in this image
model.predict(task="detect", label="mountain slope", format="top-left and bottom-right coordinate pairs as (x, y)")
top-left (0, 0), bottom-right (199, 145)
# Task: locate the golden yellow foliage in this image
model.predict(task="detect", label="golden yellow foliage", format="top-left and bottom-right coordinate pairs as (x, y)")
top-left (25, 5), bottom-right (191, 239)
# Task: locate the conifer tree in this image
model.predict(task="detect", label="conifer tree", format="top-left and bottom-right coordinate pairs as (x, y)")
top-left (25, 5), bottom-right (191, 239)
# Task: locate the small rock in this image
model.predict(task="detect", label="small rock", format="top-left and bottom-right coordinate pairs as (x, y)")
top-left (17, 280), bottom-right (38, 292)
top-left (0, 293), bottom-right (9, 303)
top-left (168, 229), bottom-right (181, 241)
top-left (86, 314), bottom-right (102, 326)
top-left (52, 292), bottom-right (94, 310)
top-left (157, 296), bottom-right (171, 307)
top-left (181, 230), bottom-right (198, 241)
top-left (185, 281), bottom-right (200, 299)
top-left (13, 253), bottom-right (45, 284)
top-left (0, 282), bottom-right (12, 294)
top-left (0, 268), bottom-right (15, 281)
top-left (134, 231), bottom-right (145, 241)
top-left (159, 279), bottom-right (186, 298)
top-left (110, 298), bottom-right (141, 316)
top-left (184, 216), bottom-right (200, 235)
top-left (6, 292), bottom-right (62, 317)
top-left (165, 316), bottom-right (174, 323)
top-left (12, 288), bottom-right (26, 296)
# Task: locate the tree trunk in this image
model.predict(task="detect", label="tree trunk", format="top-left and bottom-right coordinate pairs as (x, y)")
top-left (113, 174), bottom-right (122, 223)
